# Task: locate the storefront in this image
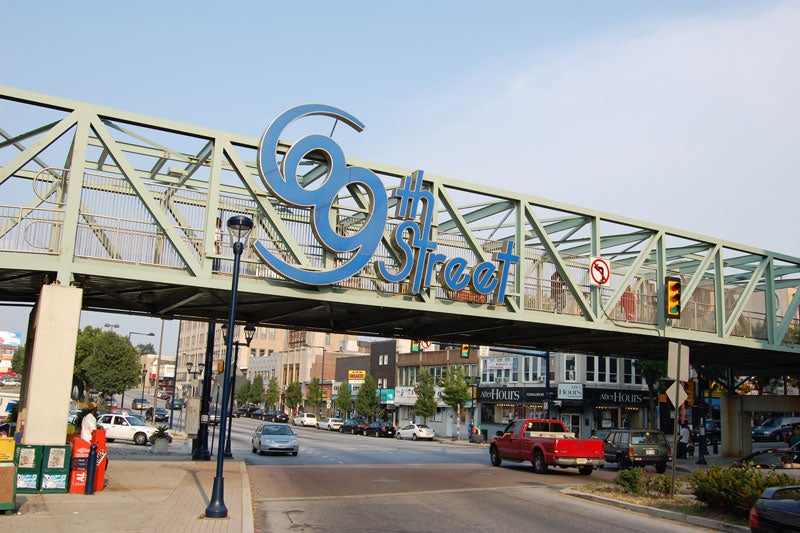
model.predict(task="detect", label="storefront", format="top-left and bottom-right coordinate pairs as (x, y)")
top-left (590, 388), bottom-right (648, 430)
top-left (477, 386), bottom-right (552, 434)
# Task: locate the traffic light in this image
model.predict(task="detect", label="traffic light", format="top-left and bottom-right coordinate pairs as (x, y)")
top-left (665, 276), bottom-right (681, 319)
top-left (461, 343), bottom-right (470, 358)
top-left (411, 340), bottom-right (420, 352)
top-left (217, 360), bottom-right (224, 373)
top-left (686, 379), bottom-right (695, 405)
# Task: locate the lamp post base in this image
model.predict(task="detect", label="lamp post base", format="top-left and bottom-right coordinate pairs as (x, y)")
top-left (205, 477), bottom-right (227, 518)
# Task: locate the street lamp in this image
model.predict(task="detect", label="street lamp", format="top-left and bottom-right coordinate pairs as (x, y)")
top-left (221, 323), bottom-right (256, 458)
top-left (140, 366), bottom-right (147, 404)
top-left (206, 214), bottom-right (253, 519)
top-left (125, 331), bottom-right (155, 409)
top-left (105, 323), bottom-right (120, 332)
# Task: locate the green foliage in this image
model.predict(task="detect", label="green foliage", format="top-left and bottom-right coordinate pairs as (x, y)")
top-left (149, 425), bottom-right (172, 444)
top-left (689, 464), bottom-right (797, 517)
top-left (413, 368), bottom-right (437, 422)
top-left (354, 375), bottom-right (380, 420)
top-left (614, 467), bottom-right (646, 495)
top-left (284, 381), bottom-right (302, 413)
top-left (234, 381), bottom-right (252, 406)
top-left (440, 366), bottom-right (471, 410)
top-left (250, 374), bottom-right (266, 406)
top-left (11, 345), bottom-right (25, 375)
top-left (74, 326), bottom-right (141, 399)
top-left (649, 473), bottom-right (680, 497)
top-left (306, 377), bottom-right (322, 410)
top-left (264, 376), bottom-right (280, 409)
top-left (334, 379), bottom-right (352, 417)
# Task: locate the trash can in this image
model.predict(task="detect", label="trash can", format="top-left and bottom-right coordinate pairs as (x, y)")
top-left (40, 445), bottom-right (70, 493)
top-left (14, 444), bottom-right (43, 494)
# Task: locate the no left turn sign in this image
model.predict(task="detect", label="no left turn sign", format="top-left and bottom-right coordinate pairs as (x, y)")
top-left (590, 257), bottom-right (611, 286)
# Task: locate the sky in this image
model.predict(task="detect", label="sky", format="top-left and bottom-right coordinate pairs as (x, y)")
top-left (1, 1), bottom-right (798, 353)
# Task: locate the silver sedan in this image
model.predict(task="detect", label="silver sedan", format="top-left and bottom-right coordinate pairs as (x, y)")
top-left (251, 423), bottom-right (299, 456)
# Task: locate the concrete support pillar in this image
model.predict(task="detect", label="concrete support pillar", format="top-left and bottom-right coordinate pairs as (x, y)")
top-left (18, 285), bottom-right (82, 444)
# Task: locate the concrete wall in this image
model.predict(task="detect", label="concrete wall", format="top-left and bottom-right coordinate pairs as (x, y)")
top-left (721, 393), bottom-right (800, 457)
top-left (20, 285), bottom-right (82, 445)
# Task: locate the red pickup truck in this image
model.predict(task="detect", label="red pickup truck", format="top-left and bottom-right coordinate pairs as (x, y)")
top-left (489, 418), bottom-right (604, 475)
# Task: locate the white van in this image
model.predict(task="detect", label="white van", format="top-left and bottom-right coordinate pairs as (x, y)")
top-left (752, 417), bottom-right (800, 442)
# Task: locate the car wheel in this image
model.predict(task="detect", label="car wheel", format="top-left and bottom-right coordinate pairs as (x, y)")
top-left (412, 434), bottom-right (418, 441)
top-left (775, 433), bottom-right (783, 442)
top-left (489, 445), bottom-right (502, 467)
top-left (339, 427), bottom-right (344, 433)
top-left (134, 432), bottom-right (148, 446)
top-left (578, 465), bottom-right (593, 476)
top-left (655, 462), bottom-right (667, 474)
top-left (106, 438), bottom-right (115, 443)
top-left (395, 433), bottom-right (402, 439)
top-left (362, 429), bottom-right (368, 436)
top-left (252, 444), bottom-right (257, 453)
top-left (291, 451), bottom-right (298, 456)
top-left (618, 454), bottom-right (632, 470)
top-left (532, 450), bottom-right (548, 474)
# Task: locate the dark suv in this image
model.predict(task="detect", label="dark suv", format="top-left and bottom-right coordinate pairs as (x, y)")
top-left (691, 420), bottom-right (721, 446)
top-left (603, 428), bottom-right (672, 473)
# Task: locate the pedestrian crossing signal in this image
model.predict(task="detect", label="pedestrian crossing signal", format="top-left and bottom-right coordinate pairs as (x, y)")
top-left (665, 276), bottom-right (681, 319)
top-left (461, 344), bottom-right (470, 358)
top-left (411, 340), bottom-right (420, 352)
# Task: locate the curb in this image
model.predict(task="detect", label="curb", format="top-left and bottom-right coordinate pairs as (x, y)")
top-left (560, 487), bottom-right (748, 532)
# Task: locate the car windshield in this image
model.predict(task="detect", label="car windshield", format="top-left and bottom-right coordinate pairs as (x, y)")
top-left (760, 419), bottom-right (779, 428)
top-left (262, 425), bottom-right (293, 436)
top-left (127, 416), bottom-right (147, 426)
top-left (416, 424), bottom-right (430, 429)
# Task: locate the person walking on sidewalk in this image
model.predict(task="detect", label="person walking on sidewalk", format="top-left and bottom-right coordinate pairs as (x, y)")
top-left (678, 421), bottom-right (691, 459)
top-left (81, 402), bottom-right (98, 442)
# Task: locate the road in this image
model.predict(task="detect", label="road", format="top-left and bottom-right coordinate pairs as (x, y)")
top-left (242, 423), bottom-right (712, 533)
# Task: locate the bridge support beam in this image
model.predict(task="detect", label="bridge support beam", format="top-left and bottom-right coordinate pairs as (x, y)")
top-left (721, 393), bottom-right (800, 457)
top-left (18, 285), bottom-right (82, 444)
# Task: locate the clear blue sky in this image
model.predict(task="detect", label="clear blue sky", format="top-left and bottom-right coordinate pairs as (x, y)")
top-left (2, 1), bottom-right (798, 352)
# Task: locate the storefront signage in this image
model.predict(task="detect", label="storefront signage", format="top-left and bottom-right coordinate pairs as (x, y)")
top-left (594, 390), bottom-right (646, 405)
top-left (348, 370), bottom-right (366, 382)
top-left (254, 105), bottom-right (519, 303)
top-left (478, 386), bottom-right (550, 403)
top-left (558, 383), bottom-right (583, 400)
top-left (484, 357), bottom-right (517, 371)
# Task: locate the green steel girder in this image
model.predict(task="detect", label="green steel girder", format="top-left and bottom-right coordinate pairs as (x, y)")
top-left (1, 85), bottom-right (799, 374)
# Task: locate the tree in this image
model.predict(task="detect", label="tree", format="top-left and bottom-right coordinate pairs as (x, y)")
top-left (250, 374), bottom-right (266, 406)
top-left (440, 366), bottom-right (471, 440)
top-left (306, 377), bottom-right (322, 413)
top-left (634, 359), bottom-right (667, 427)
top-left (11, 345), bottom-right (25, 375)
top-left (235, 381), bottom-right (252, 406)
top-left (284, 381), bottom-right (303, 414)
top-left (335, 379), bottom-right (352, 418)
top-left (135, 343), bottom-right (156, 355)
top-left (83, 329), bottom-right (142, 398)
top-left (354, 375), bottom-right (380, 420)
top-left (264, 376), bottom-right (280, 409)
top-left (413, 367), bottom-right (437, 423)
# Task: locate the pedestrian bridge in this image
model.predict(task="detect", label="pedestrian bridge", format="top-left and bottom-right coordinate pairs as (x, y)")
top-left (1, 86), bottom-right (799, 374)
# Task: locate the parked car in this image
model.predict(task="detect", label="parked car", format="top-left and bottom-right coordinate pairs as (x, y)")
top-left (239, 406), bottom-right (258, 418)
top-left (692, 419), bottom-right (722, 445)
top-left (396, 423), bottom-right (435, 441)
top-left (251, 423), bottom-right (299, 456)
top-left (250, 409), bottom-right (266, 420)
top-left (231, 407), bottom-right (244, 418)
top-left (339, 418), bottom-right (368, 434)
top-left (144, 407), bottom-right (168, 422)
top-left (265, 410), bottom-right (290, 423)
top-left (749, 485), bottom-right (800, 531)
top-left (131, 397), bottom-right (149, 410)
top-left (207, 407), bottom-right (221, 425)
top-left (166, 397), bottom-right (183, 410)
top-left (734, 448), bottom-right (800, 478)
top-left (363, 420), bottom-right (395, 438)
top-left (96, 413), bottom-right (159, 445)
top-left (753, 418), bottom-right (800, 442)
top-left (293, 412), bottom-right (317, 427)
top-left (317, 417), bottom-right (344, 431)
top-left (603, 428), bottom-right (671, 473)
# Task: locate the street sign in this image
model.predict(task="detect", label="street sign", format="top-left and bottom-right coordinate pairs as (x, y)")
top-left (667, 342), bottom-right (689, 381)
top-left (589, 257), bottom-right (611, 286)
top-left (665, 381), bottom-right (687, 408)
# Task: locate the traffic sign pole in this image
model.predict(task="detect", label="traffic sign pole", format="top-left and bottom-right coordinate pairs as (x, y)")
top-left (671, 341), bottom-right (682, 496)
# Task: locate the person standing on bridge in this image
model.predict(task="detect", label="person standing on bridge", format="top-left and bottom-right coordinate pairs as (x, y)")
top-left (551, 271), bottom-right (565, 312)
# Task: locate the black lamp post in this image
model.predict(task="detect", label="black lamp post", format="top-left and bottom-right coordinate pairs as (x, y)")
top-left (222, 323), bottom-right (256, 458)
top-left (206, 215), bottom-right (253, 519)
top-left (125, 332), bottom-right (154, 409)
top-left (140, 366), bottom-right (147, 403)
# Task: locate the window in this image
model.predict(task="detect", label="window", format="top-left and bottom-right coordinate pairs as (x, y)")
top-left (268, 328), bottom-right (275, 340)
top-left (586, 356), bottom-right (618, 384)
top-left (379, 354), bottom-right (388, 365)
top-left (564, 354), bottom-right (576, 381)
top-left (522, 356), bottom-right (546, 382)
top-left (399, 366), bottom-right (418, 386)
top-left (623, 359), bottom-right (644, 385)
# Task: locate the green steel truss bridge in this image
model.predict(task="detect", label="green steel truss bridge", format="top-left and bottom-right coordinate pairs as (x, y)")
top-left (1, 86), bottom-right (798, 374)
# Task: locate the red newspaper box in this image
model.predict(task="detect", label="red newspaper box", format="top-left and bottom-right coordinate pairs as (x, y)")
top-left (90, 429), bottom-right (107, 492)
top-left (68, 438), bottom-right (90, 494)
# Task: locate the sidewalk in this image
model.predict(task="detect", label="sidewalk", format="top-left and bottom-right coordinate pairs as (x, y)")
top-left (1, 436), bottom-right (254, 533)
